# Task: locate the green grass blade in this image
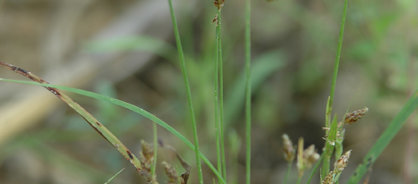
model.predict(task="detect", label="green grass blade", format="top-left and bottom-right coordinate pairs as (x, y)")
top-left (321, 116), bottom-right (339, 179)
top-left (104, 168), bottom-right (125, 184)
top-left (214, 7), bottom-right (223, 180)
top-left (151, 123), bottom-right (158, 180)
top-left (166, 0), bottom-right (203, 183)
top-left (0, 78), bottom-right (226, 184)
top-left (347, 92), bottom-right (418, 184)
top-left (215, 6), bottom-right (227, 180)
top-left (245, 0), bottom-right (252, 183)
top-left (322, 0), bottom-right (348, 179)
top-left (327, 0), bottom-right (348, 124)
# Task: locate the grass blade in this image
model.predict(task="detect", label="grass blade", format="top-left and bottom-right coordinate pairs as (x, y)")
top-left (327, 0), bottom-right (348, 123)
top-left (166, 0), bottom-right (203, 183)
top-left (322, 0), bottom-right (348, 178)
top-left (104, 168), bottom-right (125, 184)
top-left (347, 92), bottom-right (418, 183)
top-left (214, 2), bottom-right (227, 180)
top-left (245, 0), bottom-right (252, 183)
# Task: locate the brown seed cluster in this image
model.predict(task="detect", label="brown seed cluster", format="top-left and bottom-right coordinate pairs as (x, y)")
top-left (139, 140), bottom-right (157, 183)
top-left (321, 150), bottom-right (352, 184)
top-left (334, 150), bottom-right (351, 173)
top-left (162, 161), bottom-right (179, 184)
top-left (344, 107), bottom-right (368, 124)
top-left (282, 134), bottom-right (295, 162)
top-left (296, 138), bottom-right (320, 177)
top-left (214, 0), bottom-right (225, 9)
top-left (321, 170), bottom-right (335, 184)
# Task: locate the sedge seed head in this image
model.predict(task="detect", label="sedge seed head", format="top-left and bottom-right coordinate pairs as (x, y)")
top-left (334, 150), bottom-right (351, 173)
top-left (282, 134), bottom-right (295, 162)
top-left (162, 161), bottom-right (179, 184)
top-left (303, 145), bottom-right (320, 168)
top-left (214, 0), bottom-right (225, 9)
top-left (344, 107), bottom-right (368, 124)
top-left (321, 170), bottom-right (335, 184)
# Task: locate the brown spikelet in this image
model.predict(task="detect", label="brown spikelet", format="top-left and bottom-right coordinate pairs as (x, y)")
top-left (162, 161), bottom-right (179, 184)
top-left (303, 145), bottom-right (320, 168)
top-left (296, 138), bottom-right (320, 178)
top-left (344, 107), bottom-right (368, 124)
top-left (282, 134), bottom-right (295, 162)
top-left (139, 140), bottom-right (156, 183)
top-left (296, 138), bottom-right (305, 177)
top-left (321, 170), bottom-right (335, 184)
top-left (334, 150), bottom-right (351, 173)
top-left (214, 0), bottom-right (225, 9)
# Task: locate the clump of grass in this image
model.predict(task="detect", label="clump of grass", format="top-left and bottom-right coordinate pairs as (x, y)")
top-left (282, 107), bottom-right (368, 184)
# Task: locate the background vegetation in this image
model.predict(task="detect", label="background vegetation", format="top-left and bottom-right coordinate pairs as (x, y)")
top-left (0, 0), bottom-right (417, 183)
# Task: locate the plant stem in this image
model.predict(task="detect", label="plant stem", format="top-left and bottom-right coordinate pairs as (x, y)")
top-left (284, 162), bottom-right (293, 184)
top-left (167, 0), bottom-right (203, 183)
top-left (151, 123), bottom-right (158, 180)
top-left (322, 0), bottom-right (348, 179)
top-left (245, 0), bottom-right (252, 183)
top-left (214, 7), bottom-right (222, 178)
top-left (216, 7), bottom-right (227, 180)
top-left (306, 153), bottom-right (325, 184)
top-left (326, 0), bottom-right (348, 127)
top-left (321, 116), bottom-right (338, 179)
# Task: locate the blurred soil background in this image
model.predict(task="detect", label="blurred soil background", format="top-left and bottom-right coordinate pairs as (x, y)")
top-left (0, 0), bottom-right (417, 183)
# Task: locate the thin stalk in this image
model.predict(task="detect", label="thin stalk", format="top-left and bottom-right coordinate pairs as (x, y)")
top-left (151, 123), bottom-right (158, 180)
top-left (167, 0), bottom-right (204, 183)
top-left (306, 153), bottom-right (325, 184)
top-left (104, 168), bottom-right (125, 184)
top-left (322, 0), bottom-right (348, 179)
top-left (214, 9), bottom-right (222, 179)
top-left (216, 7), bottom-right (227, 179)
top-left (283, 162), bottom-right (292, 184)
top-left (296, 177), bottom-right (302, 184)
top-left (244, 0), bottom-right (252, 183)
top-left (326, 0), bottom-right (348, 126)
top-left (321, 116), bottom-right (339, 179)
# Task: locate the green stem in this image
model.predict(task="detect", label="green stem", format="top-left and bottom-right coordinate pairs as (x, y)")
top-left (216, 8), bottom-right (227, 180)
top-left (214, 8), bottom-right (222, 178)
top-left (305, 153), bottom-right (325, 184)
top-left (284, 162), bottom-right (293, 184)
top-left (296, 175), bottom-right (303, 184)
top-left (151, 123), bottom-right (158, 180)
top-left (321, 116), bottom-right (338, 179)
top-left (245, 0), bottom-right (252, 183)
top-left (167, 0), bottom-right (203, 183)
top-left (322, 0), bottom-right (348, 179)
top-left (327, 0), bottom-right (348, 121)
